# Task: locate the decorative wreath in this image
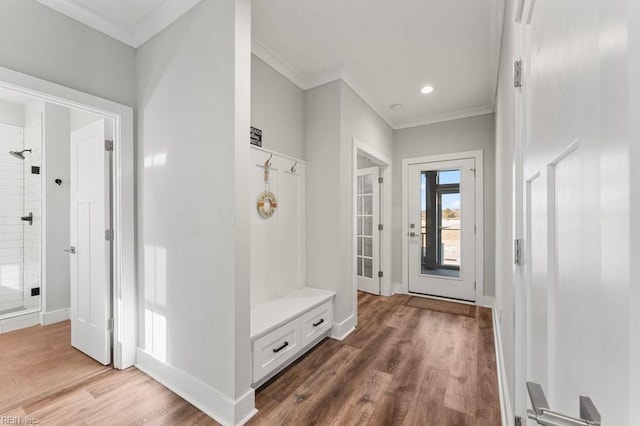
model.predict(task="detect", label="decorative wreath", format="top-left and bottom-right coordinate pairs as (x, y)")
top-left (257, 191), bottom-right (278, 219)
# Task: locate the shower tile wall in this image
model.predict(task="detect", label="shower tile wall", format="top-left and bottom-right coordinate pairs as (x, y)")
top-left (23, 103), bottom-right (42, 310)
top-left (0, 122), bottom-right (24, 312)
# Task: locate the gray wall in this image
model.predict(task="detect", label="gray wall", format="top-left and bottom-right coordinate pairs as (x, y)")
top-left (393, 113), bottom-right (496, 297)
top-left (0, 99), bottom-right (24, 126)
top-left (251, 55), bottom-right (304, 159)
top-left (43, 102), bottom-right (70, 312)
top-left (0, 0), bottom-right (136, 107)
top-left (304, 81), bottom-right (394, 327)
top-left (304, 81), bottom-right (343, 314)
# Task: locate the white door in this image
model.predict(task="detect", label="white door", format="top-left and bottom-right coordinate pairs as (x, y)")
top-left (356, 167), bottom-right (380, 295)
top-left (515, 0), bottom-right (633, 423)
top-left (407, 159), bottom-right (475, 301)
top-left (70, 119), bottom-right (112, 365)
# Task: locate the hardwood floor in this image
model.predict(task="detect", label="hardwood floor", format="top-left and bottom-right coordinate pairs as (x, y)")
top-left (0, 321), bottom-right (217, 425)
top-left (0, 293), bottom-right (500, 425)
top-left (250, 292), bottom-right (501, 425)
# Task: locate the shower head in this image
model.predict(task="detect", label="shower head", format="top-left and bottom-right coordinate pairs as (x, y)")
top-left (9, 149), bottom-right (31, 160)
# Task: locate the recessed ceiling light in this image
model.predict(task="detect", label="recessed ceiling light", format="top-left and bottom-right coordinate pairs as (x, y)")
top-left (421, 86), bottom-right (435, 94)
top-left (390, 103), bottom-right (403, 110)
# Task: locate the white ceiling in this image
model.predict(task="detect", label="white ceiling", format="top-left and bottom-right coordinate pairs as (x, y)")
top-left (36, 0), bottom-right (505, 129)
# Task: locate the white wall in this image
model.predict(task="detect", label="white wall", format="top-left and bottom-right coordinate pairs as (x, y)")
top-left (304, 81), bottom-right (394, 332)
top-left (0, 99), bottom-right (24, 126)
top-left (0, 0), bottom-right (136, 107)
top-left (42, 102), bottom-right (70, 313)
top-left (393, 114), bottom-right (495, 297)
top-left (0, 121), bottom-right (24, 312)
top-left (493, 0), bottom-right (517, 417)
top-left (70, 109), bottom-right (103, 133)
top-left (251, 56), bottom-right (304, 159)
top-left (22, 100), bottom-right (42, 310)
top-left (136, 0), bottom-right (253, 423)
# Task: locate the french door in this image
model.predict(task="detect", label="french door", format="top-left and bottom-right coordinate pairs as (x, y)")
top-left (356, 167), bottom-right (380, 295)
top-left (407, 158), bottom-right (476, 301)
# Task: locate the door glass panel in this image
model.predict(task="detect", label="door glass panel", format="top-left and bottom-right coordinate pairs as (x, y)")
top-left (363, 237), bottom-right (373, 257)
top-left (358, 237), bottom-right (363, 256)
top-left (363, 194), bottom-right (373, 215)
top-left (363, 258), bottom-right (373, 278)
top-left (420, 169), bottom-right (461, 278)
top-left (363, 216), bottom-right (373, 236)
top-left (357, 258), bottom-right (363, 276)
top-left (363, 175), bottom-right (373, 194)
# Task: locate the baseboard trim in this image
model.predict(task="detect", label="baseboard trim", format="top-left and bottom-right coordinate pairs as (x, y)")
top-left (490, 299), bottom-right (514, 426)
top-left (136, 349), bottom-right (256, 425)
top-left (40, 307), bottom-right (70, 325)
top-left (0, 312), bottom-right (40, 333)
top-left (330, 314), bottom-right (356, 341)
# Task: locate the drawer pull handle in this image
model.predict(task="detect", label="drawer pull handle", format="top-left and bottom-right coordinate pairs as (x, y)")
top-left (313, 318), bottom-right (325, 327)
top-left (273, 341), bottom-right (289, 353)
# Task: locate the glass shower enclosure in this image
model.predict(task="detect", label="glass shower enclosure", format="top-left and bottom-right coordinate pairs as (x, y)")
top-left (0, 116), bottom-right (42, 320)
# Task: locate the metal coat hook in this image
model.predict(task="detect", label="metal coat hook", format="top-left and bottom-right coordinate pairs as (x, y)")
top-left (265, 154), bottom-right (273, 169)
top-left (291, 161), bottom-right (297, 173)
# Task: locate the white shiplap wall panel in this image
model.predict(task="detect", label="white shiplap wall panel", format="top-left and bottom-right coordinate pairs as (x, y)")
top-left (0, 122), bottom-right (24, 313)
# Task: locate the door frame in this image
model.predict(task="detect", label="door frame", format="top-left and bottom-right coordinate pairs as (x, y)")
top-left (0, 65), bottom-right (136, 369)
top-left (401, 150), bottom-right (484, 303)
top-left (352, 138), bottom-right (392, 301)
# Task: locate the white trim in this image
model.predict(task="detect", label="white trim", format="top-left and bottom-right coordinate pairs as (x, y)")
top-left (251, 38), bottom-right (307, 90)
top-left (35, 0), bottom-right (203, 48)
top-left (0, 65), bottom-right (136, 370)
top-left (401, 150), bottom-right (485, 302)
top-left (330, 315), bottom-right (356, 341)
top-left (249, 145), bottom-right (306, 165)
top-left (489, 298), bottom-right (514, 426)
top-left (394, 107), bottom-right (495, 130)
top-left (353, 139), bottom-right (393, 299)
top-left (136, 349), bottom-right (256, 426)
top-left (40, 307), bottom-right (70, 325)
top-left (0, 312), bottom-right (41, 333)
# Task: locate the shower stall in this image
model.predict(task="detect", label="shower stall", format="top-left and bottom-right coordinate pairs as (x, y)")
top-left (0, 111), bottom-right (42, 321)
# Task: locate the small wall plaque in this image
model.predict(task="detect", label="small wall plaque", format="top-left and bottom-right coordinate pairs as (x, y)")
top-left (250, 127), bottom-right (262, 147)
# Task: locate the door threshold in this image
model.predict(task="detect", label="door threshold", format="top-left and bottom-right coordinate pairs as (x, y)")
top-left (407, 291), bottom-right (476, 306)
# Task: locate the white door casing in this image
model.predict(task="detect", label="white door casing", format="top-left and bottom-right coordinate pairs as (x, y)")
top-left (407, 158), bottom-right (476, 301)
top-left (70, 119), bottom-right (112, 365)
top-left (356, 167), bottom-right (380, 295)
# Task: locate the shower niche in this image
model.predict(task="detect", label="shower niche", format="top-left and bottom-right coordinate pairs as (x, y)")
top-left (0, 102), bottom-right (42, 324)
top-left (249, 147), bottom-right (335, 386)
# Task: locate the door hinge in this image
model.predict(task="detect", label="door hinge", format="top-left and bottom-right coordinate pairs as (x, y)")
top-left (107, 318), bottom-right (114, 331)
top-left (378, 224), bottom-right (383, 231)
top-left (514, 416), bottom-right (522, 426)
top-left (378, 176), bottom-right (383, 184)
top-left (105, 229), bottom-right (114, 241)
top-left (514, 238), bottom-right (523, 265)
top-left (514, 59), bottom-right (523, 88)
top-left (378, 271), bottom-right (384, 278)
top-left (105, 140), bottom-right (114, 152)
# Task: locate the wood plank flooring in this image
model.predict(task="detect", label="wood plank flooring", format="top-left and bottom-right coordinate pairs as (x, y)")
top-left (0, 321), bottom-right (216, 425)
top-left (0, 293), bottom-right (500, 425)
top-left (250, 292), bottom-right (501, 425)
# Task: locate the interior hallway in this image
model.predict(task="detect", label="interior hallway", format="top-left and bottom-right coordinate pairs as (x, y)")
top-left (0, 293), bottom-right (499, 425)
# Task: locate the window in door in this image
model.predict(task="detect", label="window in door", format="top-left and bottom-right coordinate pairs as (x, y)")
top-left (421, 169), bottom-right (461, 278)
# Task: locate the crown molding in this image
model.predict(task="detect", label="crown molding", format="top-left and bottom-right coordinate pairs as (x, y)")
top-left (35, 0), bottom-right (203, 48)
top-left (251, 38), bottom-right (307, 90)
top-left (394, 105), bottom-right (495, 130)
top-left (36, 0), bottom-right (136, 45)
top-left (132, 0), bottom-right (203, 48)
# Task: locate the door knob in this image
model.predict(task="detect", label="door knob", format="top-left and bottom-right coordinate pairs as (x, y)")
top-left (64, 246), bottom-right (76, 254)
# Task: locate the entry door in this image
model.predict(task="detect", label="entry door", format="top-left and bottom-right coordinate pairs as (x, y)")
top-left (356, 167), bottom-right (380, 295)
top-left (70, 119), bottom-right (112, 365)
top-left (407, 159), bottom-right (475, 301)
